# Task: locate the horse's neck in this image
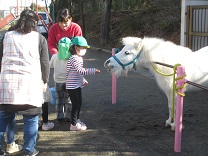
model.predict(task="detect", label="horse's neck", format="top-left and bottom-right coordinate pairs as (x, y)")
top-left (142, 38), bottom-right (164, 53)
top-left (136, 44), bottom-right (157, 69)
top-left (136, 38), bottom-right (165, 74)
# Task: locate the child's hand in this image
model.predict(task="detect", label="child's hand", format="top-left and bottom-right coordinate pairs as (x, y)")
top-left (84, 81), bottom-right (88, 85)
top-left (82, 79), bottom-right (88, 86)
top-left (43, 83), bottom-right (47, 92)
top-left (82, 81), bottom-right (88, 86)
top-left (95, 69), bottom-right (100, 74)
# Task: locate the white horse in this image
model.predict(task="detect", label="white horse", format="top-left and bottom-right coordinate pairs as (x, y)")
top-left (104, 36), bottom-right (208, 130)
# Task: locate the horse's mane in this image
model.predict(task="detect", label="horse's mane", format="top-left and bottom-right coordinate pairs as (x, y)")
top-left (121, 37), bottom-right (171, 62)
top-left (121, 36), bottom-right (165, 47)
top-left (121, 37), bottom-right (143, 46)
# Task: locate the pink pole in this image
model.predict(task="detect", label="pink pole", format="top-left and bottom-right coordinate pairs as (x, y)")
top-left (174, 66), bottom-right (186, 152)
top-left (112, 48), bottom-right (116, 104)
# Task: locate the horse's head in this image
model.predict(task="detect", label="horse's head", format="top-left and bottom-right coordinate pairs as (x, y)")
top-left (104, 37), bottom-right (143, 77)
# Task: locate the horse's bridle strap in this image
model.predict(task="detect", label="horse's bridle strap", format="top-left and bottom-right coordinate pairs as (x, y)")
top-left (112, 55), bottom-right (126, 69)
top-left (113, 50), bottom-right (142, 69)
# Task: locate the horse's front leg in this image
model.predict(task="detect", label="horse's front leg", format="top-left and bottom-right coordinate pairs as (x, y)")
top-left (165, 106), bottom-right (175, 130)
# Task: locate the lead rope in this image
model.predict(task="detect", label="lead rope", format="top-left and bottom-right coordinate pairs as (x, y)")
top-left (152, 63), bottom-right (186, 122)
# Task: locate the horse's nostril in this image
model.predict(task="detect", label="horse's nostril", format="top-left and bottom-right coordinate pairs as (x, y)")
top-left (104, 60), bottom-right (110, 66)
top-left (104, 59), bottom-right (111, 68)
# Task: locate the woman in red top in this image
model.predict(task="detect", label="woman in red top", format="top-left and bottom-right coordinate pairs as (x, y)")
top-left (48, 8), bottom-right (82, 55)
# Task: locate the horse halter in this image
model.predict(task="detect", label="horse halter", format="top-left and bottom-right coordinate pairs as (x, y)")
top-left (113, 49), bottom-right (142, 70)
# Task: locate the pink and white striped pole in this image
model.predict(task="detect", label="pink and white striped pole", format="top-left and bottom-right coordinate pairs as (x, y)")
top-left (112, 48), bottom-right (116, 104)
top-left (174, 66), bottom-right (186, 152)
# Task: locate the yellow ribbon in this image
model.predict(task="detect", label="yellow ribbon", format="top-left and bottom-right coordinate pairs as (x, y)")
top-left (152, 63), bottom-right (187, 122)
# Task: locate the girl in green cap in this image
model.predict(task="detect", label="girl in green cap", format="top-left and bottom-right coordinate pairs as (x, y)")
top-left (66, 36), bottom-right (100, 131)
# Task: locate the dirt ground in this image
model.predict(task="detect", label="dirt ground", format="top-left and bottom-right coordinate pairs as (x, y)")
top-left (4, 48), bottom-right (208, 156)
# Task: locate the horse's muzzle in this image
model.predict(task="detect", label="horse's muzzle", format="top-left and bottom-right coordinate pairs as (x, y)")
top-left (104, 59), bottom-right (114, 70)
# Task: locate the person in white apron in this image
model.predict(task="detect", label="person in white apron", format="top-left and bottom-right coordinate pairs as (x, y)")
top-left (0, 9), bottom-right (50, 156)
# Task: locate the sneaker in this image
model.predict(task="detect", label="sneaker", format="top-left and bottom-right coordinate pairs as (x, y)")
top-left (77, 119), bottom-right (86, 127)
top-left (42, 122), bottom-right (54, 131)
top-left (24, 148), bottom-right (39, 156)
top-left (0, 150), bottom-right (5, 156)
top-left (70, 123), bottom-right (87, 131)
top-left (5, 134), bottom-right (19, 142)
top-left (6, 142), bottom-right (23, 154)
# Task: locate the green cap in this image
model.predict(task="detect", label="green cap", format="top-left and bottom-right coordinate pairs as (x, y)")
top-left (71, 36), bottom-right (90, 48)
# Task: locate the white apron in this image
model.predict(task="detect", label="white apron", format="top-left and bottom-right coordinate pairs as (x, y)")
top-left (0, 31), bottom-right (43, 107)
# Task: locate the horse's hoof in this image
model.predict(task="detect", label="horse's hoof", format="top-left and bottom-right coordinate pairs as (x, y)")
top-left (165, 123), bottom-right (170, 127)
top-left (171, 126), bottom-right (175, 131)
top-left (170, 122), bottom-right (175, 131)
top-left (165, 119), bottom-right (171, 127)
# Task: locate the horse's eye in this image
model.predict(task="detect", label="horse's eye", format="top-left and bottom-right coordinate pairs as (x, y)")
top-left (125, 51), bottom-right (130, 55)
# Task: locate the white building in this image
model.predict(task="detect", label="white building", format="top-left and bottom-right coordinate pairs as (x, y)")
top-left (181, 0), bottom-right (208, 51)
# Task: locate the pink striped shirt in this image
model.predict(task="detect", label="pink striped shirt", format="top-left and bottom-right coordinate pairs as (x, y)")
top-left (66, 55), bottom-right (95, 89)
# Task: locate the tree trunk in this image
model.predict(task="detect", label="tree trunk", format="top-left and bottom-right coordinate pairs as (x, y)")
top-left (69, 0), bottom-right (72, 15)
top-left (100, 0), bottom-right (112, 44)
top-left (80, 0), bottom-right (86, 36)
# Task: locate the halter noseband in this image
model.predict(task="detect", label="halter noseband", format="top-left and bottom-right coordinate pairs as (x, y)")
top-left (113, 50), bottom-right (142, 70)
